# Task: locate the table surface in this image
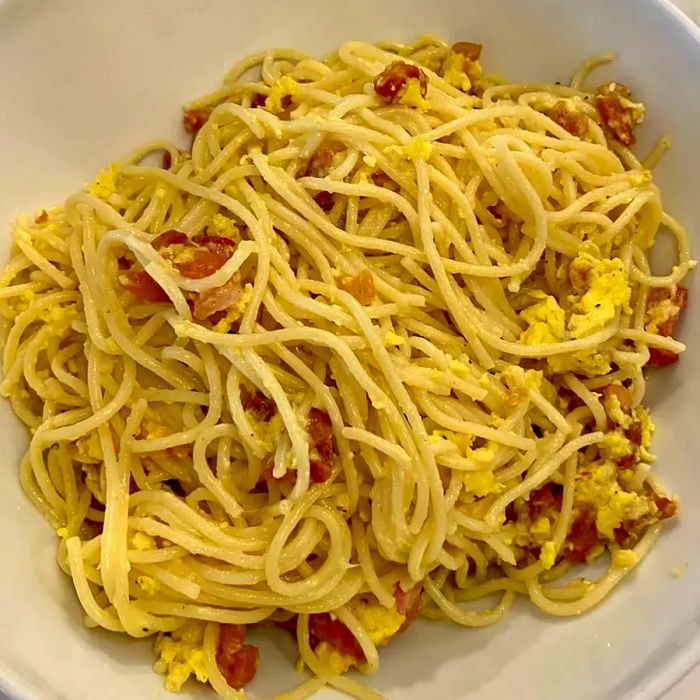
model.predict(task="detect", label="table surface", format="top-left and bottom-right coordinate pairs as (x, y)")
top-left (1, 1), bottom-right (699, 699)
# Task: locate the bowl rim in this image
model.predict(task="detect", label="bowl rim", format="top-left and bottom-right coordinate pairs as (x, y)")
top-left (0, 0), bottom-right (699, 699)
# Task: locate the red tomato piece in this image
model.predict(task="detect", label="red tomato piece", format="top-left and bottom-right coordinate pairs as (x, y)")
top-left (394, 584), bottom-right (422, 630)
top-left (528, 482), bottom-right (563, 522)
top-left (192, 274), bottom-right (243, 321)
top-left (192, 233), bottom-right (236, 257)
top-left (566, 507), bottom-right (600, 563)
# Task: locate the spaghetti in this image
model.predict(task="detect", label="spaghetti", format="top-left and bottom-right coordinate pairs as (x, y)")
top-left (0, 35), bottom-right (694, 699)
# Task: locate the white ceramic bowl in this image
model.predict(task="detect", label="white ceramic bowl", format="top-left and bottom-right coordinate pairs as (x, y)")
top-left (0, 1), bottom-right (698, 698)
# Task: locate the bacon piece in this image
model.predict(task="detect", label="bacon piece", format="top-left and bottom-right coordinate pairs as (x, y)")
top-left (117, 255), bottom-right (132, 270)
top-left (548, 101), bottom-right (588, 138)
top-left (120, 270), bottom-right (169, 302)
top-left (152, 230), bottom-right (189, 249)
top-left (244, 390), bottom-right (277, 422)
top-left (34, 210), bottom-right (48, 224)
top-left (314, 191), bottom-right (335, 212)
top-left (306, 145), bottom-right (336, 178)
top-left (162, 151), bottom-right (173, 170)
top-left (192, 274), bottom-right (243, 321)
top-left (647, 347), bottom-right (680, 367)
top-left (309, 613), bottom-right (365, 661)
top-left (394, 584), bottom-right (421, 630)
top-left (192, 233), bottom-right (237, 258)
top-left (309, 459), bottom-right (332, 484)
top-left (373, 61), bottom-right (428, 104)
top-left (219, 645), bottom-right (259, 689)
top-left (452, 41), bottom-right (482, 62)
top-left (653, 492), bottom-right (678, 520)
top-left (176, 249), bottom-right (230, 279)
top-left (337, 269), bottom-right (376, 305)
top-left (566, 507), bottom-right (600, 563)
top-left (183, 107), bottom-right (212, 133)
top-left (251, 93), bottom-right (266, 108)
top-left (308, 408), bottom-right (333, 447)
top-left (646, 285), bottom-right (688, 338)
top-left (595, 82), bottom-right (640, 146)
top-left (528, 482), bottom-right (563, 522)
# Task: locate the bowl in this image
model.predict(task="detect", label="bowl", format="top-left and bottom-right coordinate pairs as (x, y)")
top-left (0, 0), bottom-right (698, 698)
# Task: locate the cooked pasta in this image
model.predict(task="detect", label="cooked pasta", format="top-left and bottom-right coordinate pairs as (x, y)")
top-left (0, 35), bottom-right (694, 700)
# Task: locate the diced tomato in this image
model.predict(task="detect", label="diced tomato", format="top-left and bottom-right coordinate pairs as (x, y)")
top-left (244, 391), bottom-right (277, 422)
top-left (192, 274), bottom-right (243, 321)
top-left (151, 229), bottom-right (188, 249)
top-left (192, 233), bottom-right (236, 257)
top-left (373, 61), bottom-right (428, 104)
top-left (184, 107), bottom-right (212, 133)
top-left (337, 269), bottom-right (376, 305)
top-left (528, 482), bottom-right (563, 522)
top-left (314, 191), bottom-right (335, 212)
top-left (309, 459), bottom-right (332, 484)
top-left (120, 270), bottom-right (169, 302)
top-left (647, 347), bottom-right (680, 366)
top-left (308, 613), bottom-right (365, 661)
top-left (176, 249), bottom-right (230, 279)
top-left (394, 584), bottom-right (421, 630)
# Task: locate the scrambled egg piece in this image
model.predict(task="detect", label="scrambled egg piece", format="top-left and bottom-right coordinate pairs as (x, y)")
top-left (136, 575), bottom-right (159, 595)
top-left (600, 431), bottom-right (633, 460)
top-left (362, 154), bottom-right (378, 168)
top-left (429, 429), bottom-right (475, 453)
top-left (265, 76), bottom-right (299, 113)
top-left (314, 642), bottom-right (355, 675)
top-left (131, 531), bottom-right (157, 551)
top-left (154, 621), bottom-right (208, 692)
top-left (463, 469), bottom-right (501, 497)
top-left (612, 549), bottom-right (639, 568)
top-left (399, 79), bottom-right (431, 110)
top-left (383, 330), bottom-right (406, 346)
top-left (209, 213), bottom-right (240, 241)
top-left (636, 405), bottom-right (655, 462)
top-left (539, 541), bottom-right (557, 570)
top-left (568, 253), bottom-right (631, 338)
top-left (86, 163), bottom-right (121, 200)
top-left (348, 597), bottom-right (406, 647)
top-left (531, 516), bottom-right (551, 536)
top-left (383, 137), bottom-right (433, 161)
top-left (76, 432), bottom-right (103, 462)
top-left (548, 349), bottom-right (612, 377)
top-left (441, 51), bottom-right (472, 91)
top-left (519, 292), bottom-right (565, 344)
top-left (576, 461), bottom-right (651, 540)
